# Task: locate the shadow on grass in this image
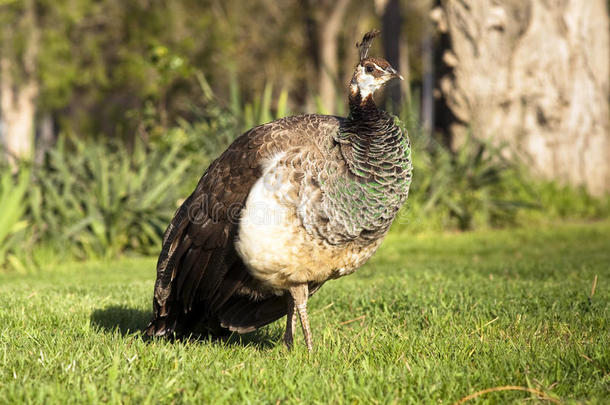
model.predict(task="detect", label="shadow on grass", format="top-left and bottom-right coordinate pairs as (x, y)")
top-left (91, 306), bottom-right (152, 336)
top-left (90, 305), bottom-right (282, 350)
top-left (223, 329), bottom-right (283, 350)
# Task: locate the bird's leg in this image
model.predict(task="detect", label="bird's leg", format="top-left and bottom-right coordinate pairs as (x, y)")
top-left (289, 283), bottom-right (312, 352)
top-left (283, 293), bottom-right (297, 349)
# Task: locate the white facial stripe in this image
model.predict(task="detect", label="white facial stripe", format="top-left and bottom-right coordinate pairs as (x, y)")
top-left (356, 65), bottom-right (383, 98)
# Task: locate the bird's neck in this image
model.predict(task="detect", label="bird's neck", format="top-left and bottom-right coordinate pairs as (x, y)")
top-left (345, 81), bottom-right (398, 149)
top-left (329, 81), bottom-right (411, 242)
top-left (348, 81), bottom-right (383, 123)
top-left (342, 79), bottom-right (408, 180)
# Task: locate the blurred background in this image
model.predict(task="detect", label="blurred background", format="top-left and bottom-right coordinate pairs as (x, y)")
top-left (0, 0), bottom-right (609, 271)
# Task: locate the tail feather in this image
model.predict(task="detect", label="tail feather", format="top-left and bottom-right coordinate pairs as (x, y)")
top-left (219, 295), bottom-right (287, 333)
top-left (177, 249), bottom-right (212, 311)
top-left (145, 314), bottom-right (178, 338)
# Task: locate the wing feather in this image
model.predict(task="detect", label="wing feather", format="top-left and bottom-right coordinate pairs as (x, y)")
top-left (146, 115), bottom-right (343, 338)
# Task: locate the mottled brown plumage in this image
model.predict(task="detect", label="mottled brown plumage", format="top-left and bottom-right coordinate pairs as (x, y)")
top-left (146, 30), bottom-right (412, 350)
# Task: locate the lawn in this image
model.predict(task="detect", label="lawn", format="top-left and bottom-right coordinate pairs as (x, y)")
top-left (1, 221), bottom-right (608, 404)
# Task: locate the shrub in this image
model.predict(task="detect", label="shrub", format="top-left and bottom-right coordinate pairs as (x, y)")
top-left (395, 130), bottom-right (537, 232)
top-left (1, 87), bottom-right (607, 270)
top-left (30, 135), bottom-right (190, 259)
top-left (0, 165), bottom-right (31, 271)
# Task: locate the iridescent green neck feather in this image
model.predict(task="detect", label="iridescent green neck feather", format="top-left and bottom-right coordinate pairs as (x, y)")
top-left (326, 90), bottom-right (413, 242)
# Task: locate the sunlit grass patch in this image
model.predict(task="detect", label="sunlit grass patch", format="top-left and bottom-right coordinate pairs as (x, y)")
top-left (1, 221), bottom-right (608, 403)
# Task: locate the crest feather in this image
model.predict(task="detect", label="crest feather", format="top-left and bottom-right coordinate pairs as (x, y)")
top-left (356, 29), bottom-right (380, 61)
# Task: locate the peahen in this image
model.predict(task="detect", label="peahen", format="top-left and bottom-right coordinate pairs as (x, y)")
top-left (146, 30), bottom-right (412, 351)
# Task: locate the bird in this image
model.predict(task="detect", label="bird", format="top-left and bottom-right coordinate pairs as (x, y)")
top-left (145, 29), bottom-right (412, 351)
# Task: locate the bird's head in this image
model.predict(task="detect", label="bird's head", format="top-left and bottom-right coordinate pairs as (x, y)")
top-left (352, 57), bottom-right (403, 99)
top-left (350, 30), bottom-right (403, 101)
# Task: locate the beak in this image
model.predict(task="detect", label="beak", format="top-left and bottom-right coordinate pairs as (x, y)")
top-left (385, 66), bottom-right (404, 81)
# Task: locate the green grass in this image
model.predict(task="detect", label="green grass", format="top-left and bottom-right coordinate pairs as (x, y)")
top-left (1, 222), bottom-right (609, 404)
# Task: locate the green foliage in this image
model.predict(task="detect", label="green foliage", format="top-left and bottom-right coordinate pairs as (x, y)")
top-left (12, 0), bottom-right (217, 138)
top-left (0, 72), bottom-right (299, 269)
top-left (231, 79), bottom-right (291, 132)
top-left (0, 80), bottom-right (608, 268)
top-left (530, 181), bottom-right (610, 220)
top-left (1, 222), bottom-right (608, 402)
top-left (0, 0), bottom-right (606, 273)
top-left (0, 110), bottom-right (605, 271)
top-left (396, 129), bottom-right (610, 233)
top-left (0, 166), bottom-right (31, 271)
top-left (30, 136), bottom-right (189, 259)
top-left (2, 0), bottom-right (336, 141)
top-left (396, 131), bottom-right (537, 232)
top-left (155, 73), bottom-right (292, 176)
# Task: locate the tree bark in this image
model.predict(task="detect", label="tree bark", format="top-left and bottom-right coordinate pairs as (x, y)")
top-left (317, 0), bottom-right (350, 114)
top-left (433, 0), bottom-right (610, 195)
top-left (421, 28), bottom-right (435, 136)
top-left (377, 0), bottom-right (403, 111)
top-left (35, 112), bottom-right (55, 165)
top-left (0, 0), bottom-right (39, 163)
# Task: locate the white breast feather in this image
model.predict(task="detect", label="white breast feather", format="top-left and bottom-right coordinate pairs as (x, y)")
top-left (236, 153), bottom-right (300, 285)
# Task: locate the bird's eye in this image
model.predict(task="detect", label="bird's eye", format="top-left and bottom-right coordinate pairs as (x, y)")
top-left (365, 65), bottom-right (374, 73)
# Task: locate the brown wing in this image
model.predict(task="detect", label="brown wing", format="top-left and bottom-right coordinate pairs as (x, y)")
top-left (145, 127), bottom-right (278, 337)
top-left (145, 115), bottom-right (337, 338)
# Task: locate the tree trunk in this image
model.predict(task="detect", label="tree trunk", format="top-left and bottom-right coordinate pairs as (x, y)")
top-left (299, 0), bottom-right (321, 112)
top-left (421, 29), bottom-right (435, 136)
top-left (35, 112), bottom-right (55, 165)
top-left (0, 61), bottom-right (38, 163)
top-left (317, 0), bottom-right (350, 114)
top-left (433, 0), bottom-right (610, 195)
top-left (0, 0), bottom-right (39, 163)
top-left (376, 0), bottom-right (403, 112)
